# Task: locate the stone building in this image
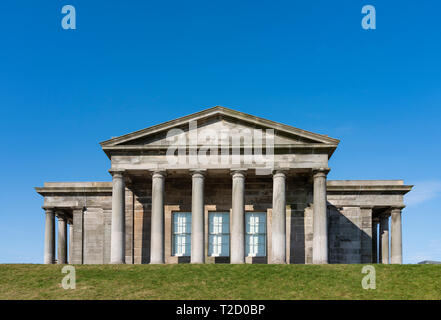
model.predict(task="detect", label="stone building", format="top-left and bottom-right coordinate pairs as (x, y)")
top-left (36, 106), bottom-right (412, 265)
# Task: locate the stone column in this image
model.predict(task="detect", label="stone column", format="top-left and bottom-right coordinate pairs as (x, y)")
top-left (390, 207), bottom-right (403, 264)
top-left (231, 170), bottom-right (246, 264)
top-left (191, 170), bottom-right (205, 264)
top-left (379, 216), bottom-right (389, 264)
top-left (271, 170), bottom-right (286, 264)
top-left (57, 212), bottom-right (67, 264)
top-left (110, 170), bottom-right (126, 264)
top-left (372, 219), bottom-right (378, 263)
top-left (313, 168), bottom-right (329, 264)
top-left (68, 222), bottom-right (73, 264)
top-left (44, 208), bottom-right (55, 264)
top-left (150, 170), bottom-right (166, 264)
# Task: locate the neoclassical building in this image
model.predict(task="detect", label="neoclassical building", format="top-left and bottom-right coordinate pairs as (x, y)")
top-left (36, 106), bottom-right (412, 265)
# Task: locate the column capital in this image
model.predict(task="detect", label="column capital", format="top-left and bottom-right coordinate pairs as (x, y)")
top-left (42, 206), bottom-right (55, 213)
top-left (190, 169), bottom-right (206, 177)
top-left (272, 170), bottom-right (287, 178)
top-left (230, 169), bottom-right (247, 178)
top-left (151, 170), bottom-right (167, 178)
top-left (55, 211), bottom-right (67, 220)
top-left (313, 168), bottom-right (330, 178)
top-left (390, 206), bottom-right (405, 213)
top-left (109, 169), bottom-right (125, 177)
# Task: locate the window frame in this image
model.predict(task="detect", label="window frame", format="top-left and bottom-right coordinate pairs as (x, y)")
top-left (171, 211), bottom-right (192, 257)
top-left (245, 212), bottom-right (267, 257)
top-left (208, 211), bottom-right (230, 257)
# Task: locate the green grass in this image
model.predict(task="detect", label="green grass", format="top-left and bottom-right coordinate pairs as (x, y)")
top-left (0, 264), bottom-right (440, 300)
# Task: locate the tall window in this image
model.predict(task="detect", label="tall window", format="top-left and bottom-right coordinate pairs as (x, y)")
top-left (172, 212), bottom-right (191, 256)
top-left (208, 212), bottom-right (230, 257)
top-left (245, 212), bottom-right (267, 257)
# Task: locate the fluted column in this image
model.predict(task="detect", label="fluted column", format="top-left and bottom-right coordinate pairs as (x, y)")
top-left (390, 207), bottom-right (403, 264)
top-left (231, 170), bottom-right (246, 264)
top-left (68, 222), bottom-right (73, 264)
top-left (57, 212), bottom-right (67, 264)
top-left (271, 170), bottom-right (286, 264)
top-left (313, 168), bottom-right (329, 264)
top-left (191, 170), bottom-right (205, 264)
top-left (110, 169), bottom-right (126, 264)
top-left (44, 208), bottom-right (55, 264)
top-left (380, 215), bottom-right (389, 264)
top-left (150, 170), bottom-right (166, 264)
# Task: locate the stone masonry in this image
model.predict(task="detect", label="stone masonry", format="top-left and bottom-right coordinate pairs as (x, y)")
top-left (36, 106), bottom-right (412, 264)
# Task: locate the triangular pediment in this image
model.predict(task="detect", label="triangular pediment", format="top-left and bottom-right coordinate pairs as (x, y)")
top-left (100, 106), bottom-right (339, 149)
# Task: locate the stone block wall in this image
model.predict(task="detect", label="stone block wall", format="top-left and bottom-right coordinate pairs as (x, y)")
top-left (328, 206), bottom-right (372, 263)
top-left (74, 196), bottom-right (112, 264)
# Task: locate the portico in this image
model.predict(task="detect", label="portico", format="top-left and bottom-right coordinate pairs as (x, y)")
top-left (102, 166), bottom-right (330, 265)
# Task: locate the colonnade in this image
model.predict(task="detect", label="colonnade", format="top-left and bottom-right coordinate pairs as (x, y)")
top-left (372, 208), bottom-right (403, 264)
top-left (109, 168), bottom-right (329, 264)
top-left (43, 209), bottom-right (71, 264)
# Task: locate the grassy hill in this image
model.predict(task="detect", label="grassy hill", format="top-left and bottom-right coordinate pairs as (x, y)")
top-left (0, 264), bottom-right (440, 300)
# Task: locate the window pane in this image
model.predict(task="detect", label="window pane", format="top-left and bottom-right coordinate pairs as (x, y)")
top-left (184, 234), bottom-right (191, 256)
top-left (245, 212), bottom-right (266, 257)
top-left (172, 212), bottom-right (191, 256)
top-left (208, 212), bottom-right (230, 257)
top-left (223, 218), bottom-right (230, 233)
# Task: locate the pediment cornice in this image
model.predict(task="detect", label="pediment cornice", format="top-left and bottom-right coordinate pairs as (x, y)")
top-left (100, 106), bottom-right (340, 148)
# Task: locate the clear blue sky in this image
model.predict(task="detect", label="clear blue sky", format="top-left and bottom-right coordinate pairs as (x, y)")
top-left (0, 1), bottom-right (440, 264)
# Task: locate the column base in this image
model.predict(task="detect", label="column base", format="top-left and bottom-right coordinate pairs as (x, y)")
top-left (312, 259), bottom-right (328, 264)
top-left (270, 259), bottom-right (286, 264)
top-left (190, 259), bottom-right (205, 264)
